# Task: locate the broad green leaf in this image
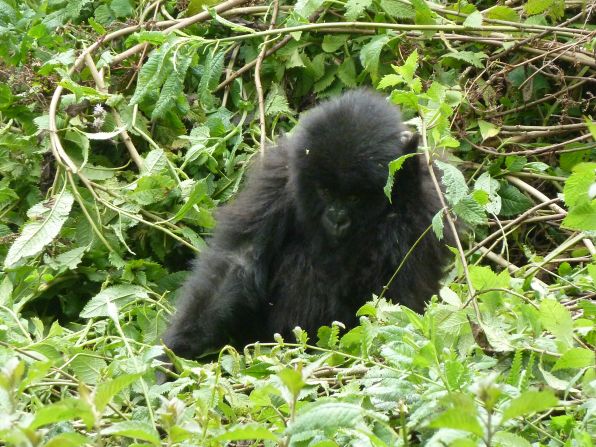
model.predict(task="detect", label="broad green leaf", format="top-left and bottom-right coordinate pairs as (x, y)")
top-left (45, 433), bottom-right (90, 447)
top-left (498, 183), bottom-right (533, 216)
top-left (524, 0), bottom-right (554, 15)
top-left (434, 160), bottom-right (468, 205)
top-left (345, 0), bottom-right (372, 20)
top-left (463, 10), bottom-right (483, 27)
top-left (70, 353), bottom-right (107, 384)
top-left (442, 51), bottom-right (487, 68)
top-left (101, 421), bottom-right (160, 445)
top-left (94, 373), bottom-right (143, 412)
top-left (214, 423), bottom-right (279, 441)
top-left (80, 285), bottom-right (148, 318)
top-left (130, 44), bottom-right (170, 105)
top-left (453, 196), bottom-right (487, 225)
top-left (430, 409), bottom-right (483, 437)
top-left (380, 0), bottom-right (415, 19)
top-left (563, 162), bottom-right (596, 207)
top-left (322, 34), bottom-right (348, 53)
top-left (493, 431), bottom-right (531, 447)
top-left (384, 152), bottom-right (418, 200)
top-left (474, 172), bottom-right (501, 214)
top-left (562, 201), bottom-right (596, 231)
top-left (295, 0), bottom-right (324, 18)
top-left (539, 299), bottom-right (573, 346)
top-left (5, 190), bottom-right (74, 268)
top-left (411, 0), bottom-right (434, 24)
top-left (31, 398), bottom-right (94, 429)
top-left (360, 35), bottom-right (390, 81)
top-left (478, 119), bottom-right (500, 140)
top-left (287, 403), bottom-right (364, 435)
top-left (486, 5), bottom-right (519, 22)
top-left (432, 208), bottom-right (445, 240)
top-left (501, 390), bottom-right (558, 422)
top-left (553, 348), bottom-right (595, 371)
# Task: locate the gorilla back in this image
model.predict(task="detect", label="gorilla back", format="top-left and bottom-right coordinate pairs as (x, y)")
top-left (162, 89), bottom-right (449, 360)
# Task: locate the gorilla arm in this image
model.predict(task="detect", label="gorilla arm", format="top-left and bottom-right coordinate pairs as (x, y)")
top-left (161, 147), bottom-right (291, 360)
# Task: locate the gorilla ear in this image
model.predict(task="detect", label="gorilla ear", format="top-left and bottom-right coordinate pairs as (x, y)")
top-left (399, 131), bottom-right (419, 154)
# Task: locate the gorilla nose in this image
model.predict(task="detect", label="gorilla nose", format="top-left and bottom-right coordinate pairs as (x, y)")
top-left (324, 208), bottom-right (351, 237)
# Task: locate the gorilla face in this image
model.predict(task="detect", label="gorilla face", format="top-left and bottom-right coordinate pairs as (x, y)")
top-left (288, 94), bottom-right (417, 243)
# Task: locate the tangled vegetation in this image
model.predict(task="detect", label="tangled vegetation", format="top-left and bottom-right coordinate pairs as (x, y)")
top-left (0, 0), bottom-right (595, 445)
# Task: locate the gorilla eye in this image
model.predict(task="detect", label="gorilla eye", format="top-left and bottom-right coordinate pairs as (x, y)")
top-left (318, 187), bottom-right (332, 199)
top-left (348, 195), bottom-right (360, 204)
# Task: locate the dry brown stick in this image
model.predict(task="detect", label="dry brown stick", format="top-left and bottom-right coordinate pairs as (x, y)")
top-left (255, 0), bottom-right (280, 153)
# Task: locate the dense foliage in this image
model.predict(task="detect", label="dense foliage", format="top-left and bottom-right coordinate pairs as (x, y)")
top-left (0, 0), bottom-right (595, 445)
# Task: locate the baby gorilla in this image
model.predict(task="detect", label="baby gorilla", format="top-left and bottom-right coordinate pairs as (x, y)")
top-left (162, 89), bottom-right (449, 361)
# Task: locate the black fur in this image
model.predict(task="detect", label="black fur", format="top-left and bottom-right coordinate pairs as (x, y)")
top-left (162, 89), bottom-right (449, 360)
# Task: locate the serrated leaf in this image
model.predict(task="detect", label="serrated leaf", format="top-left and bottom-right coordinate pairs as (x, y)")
top-left (563, 162), bottom-right (596, 207)
top-left (322, 34), bottom-right (347, 53)
top-left (265, 85), bottom-right (291, 116)
top-left (453, 196), bottom-right (487, 225)
top-left (493, 431), bottom-right (531, 447)
top-left (463, 10), bottom-right (483, 27)
top-left (478, 119), bottom-right (500, 140)
top-left (384, 152), bottom-right (417, 200)
top-left (553, 348), bottom-right (595, 371)
top-left (410, 0), bottom-right (434, 24)
top-left (380, 0), bottom-right (415, 19)
top-left (345, 0), bottom-right (372, 20)
top-left (498, 183), bottom-right (533, 216)
top-left (130, 45), bottom-right (170, 105)
top-left (295, 0), bottom-right (324, 18)
top-left (474, 172), bottom-right (501, 214)
top-left (434, 160), bottom-right (468, 205)
top-left (152, 50), bottom-right (192, 119)
top-left (377, 74), bottom-right (402, 89)
top-left (31, 398), bottom-right (94, 429)
top-left (80, 285), bottom-right (148, 318)
top-left (430, 409), bottom-right (483, 437)
top-left (524, 0), bottom-right (554, 15)
top-left (442, 51), bottom-right (487, 68)
top-left (360, 35), bottom-right (390, 82)
top-left (501, 390), bottom-right (557, 422)
top-left (143, 148), bottom-right (167, 175)
top-left (70, 352), bottom-right (107, 384)
top-left (539, 299), bottom-right (573, 346)
top-left (94, 373), bottom-right (143, 412)
top-left (337, 57), bottom-right (357, 87)
top-left (214, 423), bottom-right (279, 441)
top-left (44, 433), bottom-right (90, 447)
top-left (5, 190), bottom-right (74, 268)
top-left (101, 421), bottom-right (160, 445)
top-left (562, 201), bottom-right (596, 230)
top-left (432, 208), bottom-right (445, 240)
top-left (486, 5), bottom-right (519, 22)
top-left (287, 403), bottom-right (364, 435)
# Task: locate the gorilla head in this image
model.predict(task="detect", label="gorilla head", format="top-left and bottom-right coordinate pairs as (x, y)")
top-left (160, 89), bottom-right (449, 367)
top-left (289, 90), bottom-right (418, 242)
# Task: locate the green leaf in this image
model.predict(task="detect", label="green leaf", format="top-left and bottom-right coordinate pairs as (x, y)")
top-left (453, 196), bottom-right (487, 225)
top-left (152, 49), bottom-right (192, 119)
top-left (377, 74), bottom-right (402, 89)
top-left (498, 183), bottom-right (533, 216)
top-left (110, 0), bottom-right (133, 18)
top-left (31, 398), bottom-right (95, 429)
top-left (410, 0), bottom-right (434, 24)
top-left (380, 0), bottom-right (415, 19)
top-left (130, 44), bottom-right (170, 105)
top-left (493, 431), bottom-right (531, 447)
top-left (337, 57), bottom-right (357, 87)
top-left (478, 119), bottom-right (500, 140)
top-left (80, 285), bottom-right (149, 318)
top-left (434, 160), bottom-right (468, 205)
top-left (432, 209), bottom-right (445, 240)
top-left (486, 5), bottom-right (519, 22)
top-left (265, 84), bottom-right (291, 116)
top-left (360, 35), bottom-right (390, 81)
top-left (345, 0), bottom-right (372, 20)
top-left (70, 353), bottom-right (107, 384)
top-left (94, 373), bottom-right (143, 412)
top-left (322, 34), bottom-right (347, 53)
top-left (501, 390), bottom-right (558, 422)
top-left (539, 299), bottom-right (573, 346)
top-left (214, 423), bottom-right (279, 441)
top-left (430, 409), bottom-right (483, 437)
top-left (287, 403), bottom-right (364, 435)
top-left (442, 51), bottom-right (487, 68)
top-left (553, 348), bottom-right (595, 371)
top-left (562, 201), bottom-right (596, 231)
top-left (474, 172), bottom-right (501, 214)
top-left (463, 10), bottom-right (483, 28)
top-left (563, 162), bottom-right (596, 207)
top-left (524, 0), bottom-right (554, 15)
top-left (44, 433), bottom-right (90, 447)
top-left (4, 190), bottom-right (74, 268)
top-left (101, 421), bottom-right (160, 445)
top-left (384, 152), bottom-right (418, 200)
top-left (295, 0), bottom-right (324, 18)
